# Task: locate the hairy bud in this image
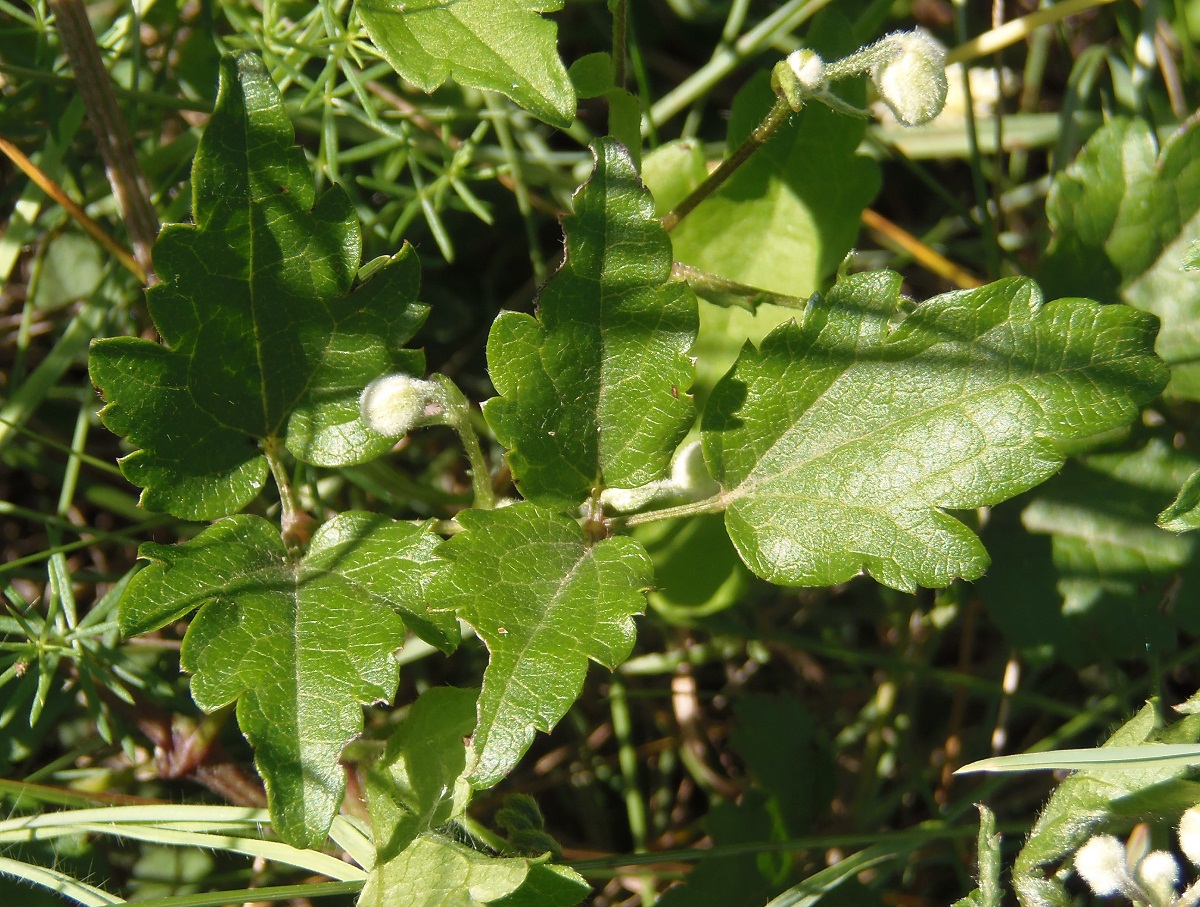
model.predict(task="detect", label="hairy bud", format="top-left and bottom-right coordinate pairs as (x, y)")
top-left (360, 373), bottom-right (440, 438)
top-left (872, 29), bottom-right (948, 127)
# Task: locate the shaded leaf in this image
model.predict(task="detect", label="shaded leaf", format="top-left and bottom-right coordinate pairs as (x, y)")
top-left (1040, 117), bottom-right (1200, 399)
top-left (485, 139), bottom-right (697, 507)
top-left (429, 503), bottom-right (651, 788)
top-left (666, 68), bottom-right (879, 300)
top-left (356, 0), bottom-right (575, 128)
top-left (119, 513), bottom-right (449, 847)
top-left (89, 52), bottom-right (427, 520)
top-left (703, 271), bottom-right (1167, 591)
top-left (1023, 441), bottom-right (1200, 654)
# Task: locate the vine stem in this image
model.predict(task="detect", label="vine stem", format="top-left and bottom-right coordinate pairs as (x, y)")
top-left (672, 262), bottom-right (807, 311)
top-left (263, 440), bottom-right (313, 552)
top-left (618, 494), bottom-right (726, 528)
top-left (433, 376), bottom-right (497, 510)
top-left (660, 95), bottom-right (792, 233)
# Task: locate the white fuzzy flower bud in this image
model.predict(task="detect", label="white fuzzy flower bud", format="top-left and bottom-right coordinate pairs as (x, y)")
top-left (1075, 835), bottom-right (1133, 897)
top-left (360, 373), bottom-right (439, 438)
top-left (1137, 850), bottom-right (1181, 907)
top-left (1180, 807), bottom-right (1200, 865)
top-left (872, 29), bottom-right (948, 127)
top-left (786, 49), bottom-right (827, 93)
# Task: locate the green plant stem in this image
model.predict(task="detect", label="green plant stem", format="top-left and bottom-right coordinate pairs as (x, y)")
top-left (647, 0), bottom-right (833, 127)
top-left (612, 0), bottom-right (628, 92)
top-left (263, 440), bottom-right (310, 551)
top-left (619, 494), bottom-right (726, 528)
top-left (433, 376), bottom-right (496, 510)
top-left (49, 0), bottom-right (159, 279)
top-left (672, 262), bottom-right (807, 311)
top-left (660, 96), bottom-right (791, 232)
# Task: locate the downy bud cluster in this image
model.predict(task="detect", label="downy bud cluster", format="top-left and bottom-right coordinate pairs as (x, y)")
top-left (1074, 810), bottom-right (1200, 907)
top-left (775, 28), bottom-right (948, 127)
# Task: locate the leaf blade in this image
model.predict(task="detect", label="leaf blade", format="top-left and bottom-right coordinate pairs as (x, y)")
top-left (704, 272), bottom-right (1168, 591)
top-left (119, 513), bottom-right (446, 847)
top-left (429, 503), bottom-right (651, 788)
top-left (484, 139), bottom-right (698, 506)
top-left (356, 0), bottom-right (575, 128)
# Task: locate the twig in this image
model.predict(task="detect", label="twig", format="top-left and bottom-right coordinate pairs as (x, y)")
top-left (49, 0), bottom-right (159, 281)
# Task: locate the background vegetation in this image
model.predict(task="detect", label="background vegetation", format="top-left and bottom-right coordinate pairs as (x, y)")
top-left (3, 0), bottom-right (1200, 904)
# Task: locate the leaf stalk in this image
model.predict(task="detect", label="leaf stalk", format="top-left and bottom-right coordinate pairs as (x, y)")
top-left (660, 95), bottom-right (792, 233)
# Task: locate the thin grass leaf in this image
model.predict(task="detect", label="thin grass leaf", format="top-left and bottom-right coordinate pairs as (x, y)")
top-left (958, 744), bottom-right (1200, 774)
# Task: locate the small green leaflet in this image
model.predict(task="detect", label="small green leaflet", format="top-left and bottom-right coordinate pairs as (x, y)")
top-left (356, 0), bottom-right (575, 128)
top-left (119, 513), bottom-right (452, 848)
top-left (702, 271), bottom-right (1168, 591)
top-left (89, 52), bottom-right (427, 520)
top-left (362, 688), bottom-right (589, 907)
top-left (958, 744), bottom-right (1200, 774)
top-left (366, 686), bottom-right (478, 864)
top-left (428, 503), bottom-right (652, 789)
top-left (485, 139), bottom-right (698, 507)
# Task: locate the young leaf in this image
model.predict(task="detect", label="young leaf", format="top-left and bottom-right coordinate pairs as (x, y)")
top-left (119, 513), bottom-right (452, 848)
top-left (366, 686), bottom-right (479, 862)
top-left (702, 271), bottom-right (1168, 591)
top-left (356, 0), bottom-right (575, 128)
top-left (650, 13), bottom-right (878, 301)
top-left (358, 833), bottom-right (530, 907)
top-left (428, 503), bottom-right (652, 788)
top-left (89, 51), bottom-right (427, 520)
top-left (1040, 117), bottom-right (1200, 399)
top-left (484, 139), bottom-right (698, 507)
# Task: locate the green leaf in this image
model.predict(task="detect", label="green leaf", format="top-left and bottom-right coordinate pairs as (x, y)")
top-left (355, 0), bottom-right (575, 128)
top-left (703, 271), bottom-right (1168, 591)
top-left (358, 834), bottom-right (530, 907)
top-left (366, 687), bottom-right (478, 861)
top-left (363, 691), bottom-right (589, 907)
top-left (429, 503), bottom-right (651, 788)
top-left (484, 139), bottom-right (698, 507)
top-left (1013, 703), bottom-right (1200, 907)
top-left (637, 513), bottom-right (752, 622)
top-left (568, 52), bottom-right (613, 99)
top-left (1160, 465), bottom-right (1200, 531)
top-left (1040, 117), bottom-right (1200, 399)
top-left (119, 512), bottom-right (451, 847)
top-left (1019, 441), bottom-right (1200, 658)
top-left (89, 51), bottom-right (427, 520)
top-left (488, 863), bottom-right (589, 907)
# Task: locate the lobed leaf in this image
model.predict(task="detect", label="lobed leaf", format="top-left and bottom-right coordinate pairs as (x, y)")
top-left (356, 0), bottom-right (575, 128)
top-left (703, 271), bottom-right (1168, 591)
top-left (485, 139), bottom-right (698, 507)
top-left (89, 51), bottom-right (427, 520)
top-left (428, 503), bottom-right (651, 788)
top-left (119, 512), bottom-right (451, 847)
